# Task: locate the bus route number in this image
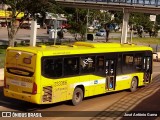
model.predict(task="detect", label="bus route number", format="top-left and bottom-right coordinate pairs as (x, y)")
top-left (54, 81), bottom-right (67, 87)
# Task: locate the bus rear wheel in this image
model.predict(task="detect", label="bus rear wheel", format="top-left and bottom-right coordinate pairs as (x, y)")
top-left (72, 88), bottom-right (83, 106)
top-left (130, 77), bottom-right (138, 92)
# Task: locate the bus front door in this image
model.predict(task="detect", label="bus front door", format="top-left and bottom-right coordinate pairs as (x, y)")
top-left (143, 56), bottom-right (152, 83)
top-left (105, 59), bottom-right (116, 91)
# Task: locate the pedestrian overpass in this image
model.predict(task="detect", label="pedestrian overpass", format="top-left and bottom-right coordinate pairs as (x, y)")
top-left (55, 0), bottom-right (160, 43)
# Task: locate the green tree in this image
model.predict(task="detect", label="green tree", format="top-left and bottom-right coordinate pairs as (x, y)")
top-left (129, 13), bottom-right (154, 37)
top-left (66, 8), bottom-right (87, 41)
top-left (1, 0), bottom-right (58, 47)
top-left (65, 8), bottom-right (112, 40)
top-left (156, 15), bottom-right (160, 25)
top-left (109, 11), bottom-right (123, 25)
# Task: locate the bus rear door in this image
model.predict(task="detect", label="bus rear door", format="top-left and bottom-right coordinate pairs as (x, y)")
top-left (143, 56), bottom-right (152, 83)
top-left (105, 57), bottom-right (116, 91)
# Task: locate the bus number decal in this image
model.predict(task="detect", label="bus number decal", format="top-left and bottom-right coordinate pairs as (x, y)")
top-left (54, 81), bottom-right (67, 87)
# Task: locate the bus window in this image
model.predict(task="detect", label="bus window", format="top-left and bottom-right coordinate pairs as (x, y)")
top-left (134, 53), bottom-right (143, 72)
top-left (96, 56), bottom-right (105, 75)
top-left (122, 54), bottom-right (134, 74)
top-left (64, 57), bottom-right (79, 76)
top-left (80, 56), bottom-right (95, 73)
top-left (110, 60), bottom-right (115, 76)
top-left (42, 58), bottom-right (62, 78)
top-left (117, 54), bottom-right (122, 75)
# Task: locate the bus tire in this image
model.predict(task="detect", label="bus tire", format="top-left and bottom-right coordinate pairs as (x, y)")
top-left (130, 77), bottom-right (138, 92)
top-left (72, 87), bottom-right (83, 106)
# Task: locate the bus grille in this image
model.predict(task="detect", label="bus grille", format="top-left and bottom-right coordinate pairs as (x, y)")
top-left (42, 86), bottom-right (52, 102)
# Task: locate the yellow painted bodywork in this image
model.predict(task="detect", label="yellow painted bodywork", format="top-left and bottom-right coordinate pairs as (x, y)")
top-left (4, 42), bottom-right (152, 104)
top-left (0, 10), bottom-right (24, 18)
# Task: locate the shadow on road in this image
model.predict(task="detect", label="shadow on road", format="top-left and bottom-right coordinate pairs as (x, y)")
top-left (0, 85), bottom-right (71, 112)
top-left (90, 74), bottom-right (160, 120)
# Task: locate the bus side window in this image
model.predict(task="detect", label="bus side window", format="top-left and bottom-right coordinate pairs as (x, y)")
top-left (134, 54), bottom-right (143, 72)
top-left (64, 57), bottom-right (79, 76)
top-left (96, 56), bottom-right (105, 75)
top-left (80, 56), bottom-right (95, 73)
top-left (53, 59), bottom-right (63, 77)
top-left (122, 54), bottom-right (134, 74)
top-left (42, 58), bottom-right (62, 78)
top-left (117, 54), bottom-right (122, 75)
top-left (43, 59), bottom-right (53, 77)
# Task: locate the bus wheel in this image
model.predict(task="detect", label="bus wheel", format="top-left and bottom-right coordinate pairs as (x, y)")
top-left (72, 88), bottom-right (83, 106)
top-left (130, 77), bottom-right (138, 92)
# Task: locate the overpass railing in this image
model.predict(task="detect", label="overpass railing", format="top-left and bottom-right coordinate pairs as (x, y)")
top-left (69, 0), bottom-right (160, 7)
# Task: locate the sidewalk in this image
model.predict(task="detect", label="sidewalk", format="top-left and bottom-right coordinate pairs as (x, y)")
top-left (0, 68), bottom-right (4, 80)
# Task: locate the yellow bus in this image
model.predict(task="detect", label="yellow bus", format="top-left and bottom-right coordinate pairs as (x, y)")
top-left (4, 42), bottom-right (153, 105)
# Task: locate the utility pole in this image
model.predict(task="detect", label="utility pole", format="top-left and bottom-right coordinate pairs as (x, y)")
top-left (86, 9), bottom-right (89, 40)
top-left (130, 24), bottom-right (133, 43)
top-left (53, 14), bottom-right (59, 45)
top-left (121, 9), bottom-right (130, 44)
top-left (30, 20), bottom-right (37, 46)
top-left (54, 18), bottom-right (57, 45)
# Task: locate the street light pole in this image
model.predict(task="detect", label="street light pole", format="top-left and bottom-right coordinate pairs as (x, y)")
top-left (54, 18), bottom-right (57, 45)
top-left (86, 9), bottom-right (89, 40)
top-left (30, 20), bottom-right (37, 46)
top-left (54, 15), bottom-right (58, 45)
top-left (130, 24), bottom-right (133, 43)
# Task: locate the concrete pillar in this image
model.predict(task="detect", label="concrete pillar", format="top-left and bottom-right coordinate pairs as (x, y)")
top-left (121, 9), bottom-right (130, 44)
top-left (54, 19), bottom-right (57, 45)
top-left (30, 20), bottom-right (37, 46)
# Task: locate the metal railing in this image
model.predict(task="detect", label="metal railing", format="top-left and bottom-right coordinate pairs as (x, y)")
top-left (64, 0), bottom-right (160, 7)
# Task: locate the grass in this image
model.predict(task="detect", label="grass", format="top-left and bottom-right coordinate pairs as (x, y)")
top-left (130, 37), bottom-right (160, 44)
top-left (0, 48), bottom-right (6, 68)
top-left (112, 37), bottom-right (160, 44)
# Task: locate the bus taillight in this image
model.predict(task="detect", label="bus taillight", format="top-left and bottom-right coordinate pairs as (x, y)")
top-left (32, 82), bottom-right (37, 94)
